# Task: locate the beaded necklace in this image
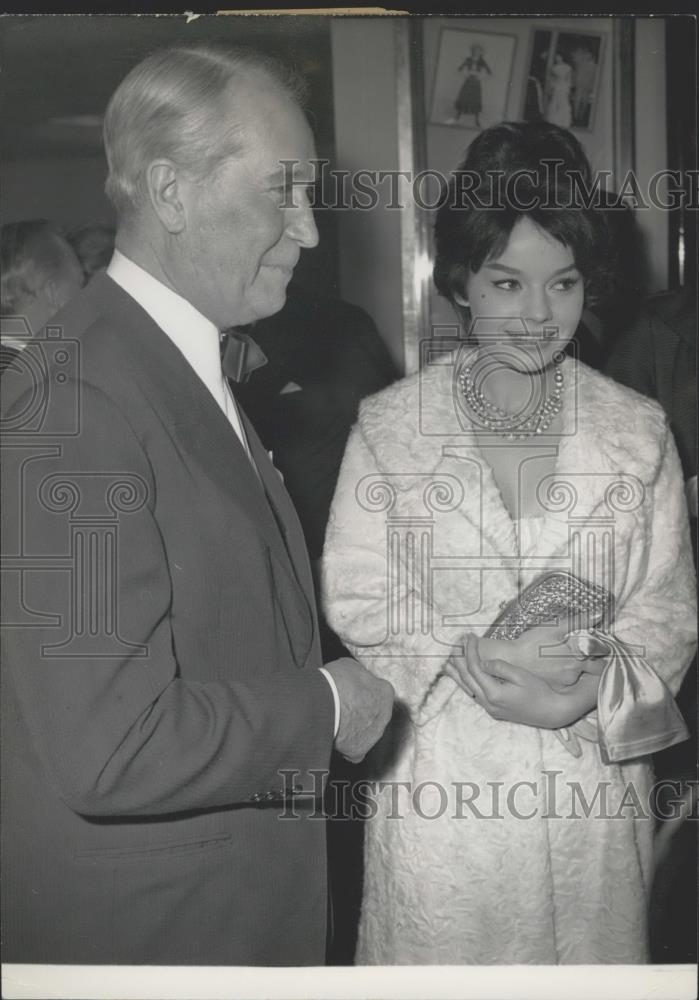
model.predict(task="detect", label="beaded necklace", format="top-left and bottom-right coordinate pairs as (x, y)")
top-left (458, 353), bottom-right (565, 440)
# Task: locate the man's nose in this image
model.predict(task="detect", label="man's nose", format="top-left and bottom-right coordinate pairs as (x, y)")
top-left (286, 196), bottom-right (319, 249)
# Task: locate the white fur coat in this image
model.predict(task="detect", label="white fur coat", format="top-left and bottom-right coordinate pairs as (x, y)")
top-left (322, 356), bottom-right (696, 965)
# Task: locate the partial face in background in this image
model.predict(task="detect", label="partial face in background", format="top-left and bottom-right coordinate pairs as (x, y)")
top-left (175, 75), bottom-right (319, 329)
top-left (31, 239), bottom-right (85, 328)
top-left (458, 215), bottom-right (584, 373)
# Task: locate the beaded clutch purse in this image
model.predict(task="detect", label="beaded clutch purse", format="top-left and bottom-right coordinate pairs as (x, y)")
top-left (485, 572), bottom-right (611, 641)
top-left (484, 572), bottom-right (689, 764)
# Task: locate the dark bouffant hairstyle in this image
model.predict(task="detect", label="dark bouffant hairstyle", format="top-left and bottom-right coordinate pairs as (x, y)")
top-left (433, 121), bottom-right (617, 315)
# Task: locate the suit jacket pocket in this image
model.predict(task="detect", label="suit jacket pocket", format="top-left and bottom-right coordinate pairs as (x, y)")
top-left (73, 832), bottom-right (232, 865)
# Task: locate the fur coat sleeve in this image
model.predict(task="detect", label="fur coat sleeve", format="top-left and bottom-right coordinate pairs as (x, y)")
top-left (322, 419), bottom-right (455, 722)
top-left (604, 420), bottom-right (695, 696)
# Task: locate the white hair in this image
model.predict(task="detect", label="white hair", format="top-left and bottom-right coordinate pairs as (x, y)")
top-left (0, 220), bottom-right (80, 315)
top-left (103, 44), bottom-right (307, 220)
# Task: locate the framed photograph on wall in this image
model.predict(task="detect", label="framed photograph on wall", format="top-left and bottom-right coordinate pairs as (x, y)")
top-left (429, 27), bottom-right (517, 130)
top-left (522, 27), bottom-right (605, 131)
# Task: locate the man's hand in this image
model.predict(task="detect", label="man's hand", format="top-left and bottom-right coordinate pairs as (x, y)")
top-left (443, 634), bottom-right (600, 729)
top-left (323, 658), bottom-right (394, 763)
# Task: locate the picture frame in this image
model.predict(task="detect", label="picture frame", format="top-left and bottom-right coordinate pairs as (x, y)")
top-left (429, 27), bottom-right (517, 131)
top-left (521, 27), bottom-right (606, 132)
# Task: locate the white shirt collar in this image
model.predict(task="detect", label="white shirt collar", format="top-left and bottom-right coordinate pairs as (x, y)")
top-left (106, 249), bottom-right (224, 411)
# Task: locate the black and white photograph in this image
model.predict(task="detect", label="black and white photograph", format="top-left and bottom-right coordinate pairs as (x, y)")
top-left (429, 27), bottom-right (517, 130)
top-left (521, 27), bottom-right (605, 130)
top-left (0, 11), bottom-right (696, 1000)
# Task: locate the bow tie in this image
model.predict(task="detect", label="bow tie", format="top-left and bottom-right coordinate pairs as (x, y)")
top-left (220, 330), bottom-right (268, 383)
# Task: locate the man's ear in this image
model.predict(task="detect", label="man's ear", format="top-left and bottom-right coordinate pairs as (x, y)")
top-left (146, 160), bottom-right (186, 234)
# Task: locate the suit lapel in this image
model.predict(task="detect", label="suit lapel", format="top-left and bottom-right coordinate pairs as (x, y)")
top-left (87, 275), bottom-right (315, 665)
top-left (242, 407), bottom-right (317, 590)
top-left (241, 410), bottom-right (314, 590)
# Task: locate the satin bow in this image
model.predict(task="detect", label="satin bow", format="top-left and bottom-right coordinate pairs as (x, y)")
top-left (557, 628), bottom-right (690, 763)
top-left (220, 330), bottom-right (268, 383)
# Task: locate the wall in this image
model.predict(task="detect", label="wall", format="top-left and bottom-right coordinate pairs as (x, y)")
top-left (634, 17), bottom-right (668, 294)
top-left (330, 17), bottom-right (405, 371)
top-left (1, 155), bottom-right (113, 229)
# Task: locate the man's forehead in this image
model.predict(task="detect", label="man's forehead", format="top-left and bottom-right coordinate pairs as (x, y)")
top-left (262, 160), bottom-right (317, 183)
top-left (216, 75), bottom-right (316, 175)
top-left (222, 72), bottom-right (301, 125)
top-left (228, 93), bottom-right (314, 143)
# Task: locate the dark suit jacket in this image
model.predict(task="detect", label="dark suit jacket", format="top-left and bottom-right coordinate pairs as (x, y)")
top-left (603, 286), bottom-right (696, 482)
top-left (1, 273), bottom-right (335, 965)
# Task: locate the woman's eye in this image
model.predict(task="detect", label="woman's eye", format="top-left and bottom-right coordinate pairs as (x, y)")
top-left (552, 276), bottom-right (581, 291)
top-left (493, 279), bottom-right (520, 291)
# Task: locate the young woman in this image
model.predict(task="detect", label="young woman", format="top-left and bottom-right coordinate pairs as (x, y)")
top-left (322, 122), bottom-right (696, 964)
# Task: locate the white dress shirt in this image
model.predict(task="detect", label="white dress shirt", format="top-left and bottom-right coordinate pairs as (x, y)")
top-left (107, 250), bottom-right (250, 452)
top-left (106, 251), bottom-right (340, 736)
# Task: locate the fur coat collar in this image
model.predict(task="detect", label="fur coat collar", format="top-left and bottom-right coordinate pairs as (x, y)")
top-left (355, 355), bottom-right (667, 577)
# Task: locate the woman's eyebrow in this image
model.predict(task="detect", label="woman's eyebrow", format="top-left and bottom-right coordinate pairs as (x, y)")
top-left (484, 263), bottom-right (579, 276)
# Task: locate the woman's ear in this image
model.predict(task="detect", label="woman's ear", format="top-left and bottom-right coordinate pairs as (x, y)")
top-left (450, 294), bottom-right (474, 343)
top-left (146, 160), bottom-right (186, 234)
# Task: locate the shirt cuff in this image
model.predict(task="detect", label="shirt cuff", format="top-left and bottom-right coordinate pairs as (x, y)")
top-left (318, 667), bottom-right (340, 738)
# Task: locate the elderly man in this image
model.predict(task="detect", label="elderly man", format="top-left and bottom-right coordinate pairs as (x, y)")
top-left (0, 219), bottom-right (84, 374)
top-left (1, 45), bottom-right (393, 966)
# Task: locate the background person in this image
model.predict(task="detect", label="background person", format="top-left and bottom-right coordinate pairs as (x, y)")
top-left (67, 221), bottom-right (117, 282)
top-left (604, 281), bottom-right (697, 964)
top-left (0, 219), bottom-right (84, 374)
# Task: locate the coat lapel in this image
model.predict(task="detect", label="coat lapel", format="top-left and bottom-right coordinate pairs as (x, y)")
top-left (524, 358), bottom-right (664, 592)
top-left (359, 362), bottom-right (519, 567)
top-left (357, 356), bottom-right (665, 599)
